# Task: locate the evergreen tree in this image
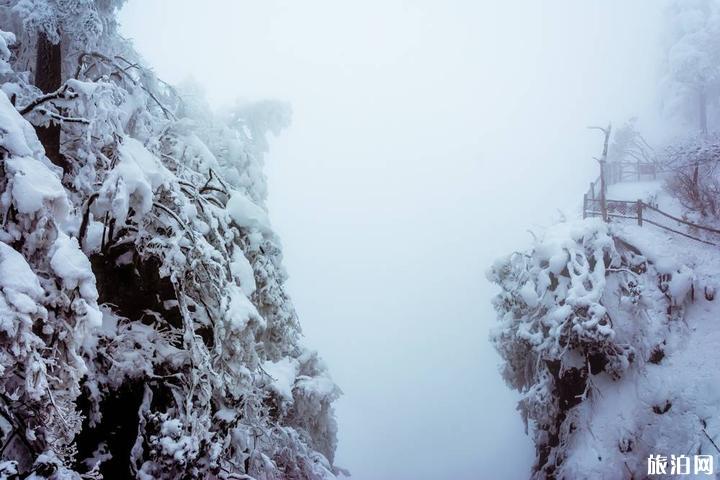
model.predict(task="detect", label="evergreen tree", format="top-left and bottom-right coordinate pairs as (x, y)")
top-left (661, 0), bottom-right (720, 134)
top-left (0, 2), bottom-right (340, 479)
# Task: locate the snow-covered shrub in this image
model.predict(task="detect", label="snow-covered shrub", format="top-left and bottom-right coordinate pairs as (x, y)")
top-left (662, 133), bottom-right (720, 218)
top-left (488, 219), bottom-right (694, 478)
top-left (0, 3), bottom-right (340, 479)
top-left (607, 119), bottom-right (654, 165)
top-left (660, 0), bottom-right (720, 132)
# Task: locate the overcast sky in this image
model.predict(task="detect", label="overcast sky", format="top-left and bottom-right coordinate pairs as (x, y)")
top-left (119, 2), bottom-right (665, 478)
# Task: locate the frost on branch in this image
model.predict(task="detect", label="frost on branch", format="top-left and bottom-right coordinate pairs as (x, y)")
top-left (488, 220), bottom-right (694, 478)
top-left (0, 3), bottom-right (340, 479)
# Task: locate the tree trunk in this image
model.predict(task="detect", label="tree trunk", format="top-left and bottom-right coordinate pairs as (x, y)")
top-left (699, 87), bottom-right (708, 136)
top-left (599, 124), bottom-right (611, 222)
top-left (35, 31), bottom-right (67, 172)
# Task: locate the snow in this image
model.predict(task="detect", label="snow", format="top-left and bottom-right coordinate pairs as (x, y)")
top-left (668, 265), bottom-right (694, 303)
top-left (84, 220), bottom-right (105, 253)
top-left (263, 357), bottom-right (299, 401)
top-left (556, 217), bottom-right (720, 477)
top-left (5, 157), bottom-right (68, 220)
top-left (50, 233), bottom-right (102, 327)
top-left (0, 8), bottom-right (339, 479)
top-left (117, 138), bottom-right (170, 191)
top-left (230, 249), bottom-right (256, 296)
top-left (0, 91), bottom-right (44, 158)
top-left (606, 180), bottom-right (662, 202)
top-left (491, 177), bottom-right (720, 478)
top-left (102, 153), bottom-right (153, 225)
top-left (65, 78), bottom-right (99, 96)
top-left (225, 285), bottom-right (265, 331)
top-left (0, 242), bottom-right (43, 298)
top-left (0, 460), bottom-right (17, 479)
top-left (0, 30), bottom-right (14, 62)
top-left (4, 289), bottom-right (37, 314)
top-left (99, 138), bottom-right (172, 226)
top-left (51, 233), bottom-right (94, 291)
top-left (0, 30), bottom-right (14, 76)
top-left (519, 281), bottom-right (539, 308)
top-left (160, 418), bottom-right (182, 437)
top-left (295, 374), bottom-right (339, 399)
top-left (226, 191), bottom-right (271, 233)
top-left (158, 434), bottom-right (194, 462)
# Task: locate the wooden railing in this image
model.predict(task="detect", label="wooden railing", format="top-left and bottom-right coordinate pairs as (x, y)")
top-left (585, 161), bottom-right (659, 203)
top-left (584, 197), bottom-right (720, 246)
top-left (581, 159), bottom-right (720, 245)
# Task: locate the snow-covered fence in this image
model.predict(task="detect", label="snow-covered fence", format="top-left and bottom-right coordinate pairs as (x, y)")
top-left (582, 151), bottom-right (718, 244)
top-left (641, 203), bottom-right (720, 245)
top-left (584, 197), bottom-right (642, 224)
top-left (609, 160), bottom-right (658, 183)
top-left (584, 197), bottom-right (720, 246)
top-left (585, 161), bottom-right (658, 203)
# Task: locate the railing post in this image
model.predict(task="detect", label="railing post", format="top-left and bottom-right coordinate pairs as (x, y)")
top-left (637, 199), bottom-right (643, 226)
top-left (600, 161), bottom-right (608, 222)
top-left (583, 194), bottom-right (588, 219)
top-left (589, 123), bottom-right (611, 222)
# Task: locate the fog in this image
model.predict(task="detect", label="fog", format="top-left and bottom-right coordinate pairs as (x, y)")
top-left (119, 2), bottom-right (665, 478)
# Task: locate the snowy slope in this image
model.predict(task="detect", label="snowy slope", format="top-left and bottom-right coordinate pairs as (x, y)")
top-left (489, 181), bottom-right (720, 479)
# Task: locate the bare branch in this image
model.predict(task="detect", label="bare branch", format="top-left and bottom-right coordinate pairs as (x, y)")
top-left (36, 108), bottom-right (90, 124)
top-left (17, 85), bottom-right (77, 115)
top-left (76, 51), bottom-right (176, 120)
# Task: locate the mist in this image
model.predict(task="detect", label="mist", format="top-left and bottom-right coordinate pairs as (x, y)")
top-left (119, 1), bottom-right (665, 478)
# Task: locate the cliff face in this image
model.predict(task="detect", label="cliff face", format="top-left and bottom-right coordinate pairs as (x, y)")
top-left (489, 186), bottom-right (720, 479)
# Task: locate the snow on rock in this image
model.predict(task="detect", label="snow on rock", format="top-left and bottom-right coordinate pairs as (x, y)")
top-left (227, 190), bottom-right (272, 233)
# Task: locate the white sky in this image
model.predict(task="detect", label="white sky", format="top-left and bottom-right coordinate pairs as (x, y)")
top-left (119, 2), bottom-right (665, 478)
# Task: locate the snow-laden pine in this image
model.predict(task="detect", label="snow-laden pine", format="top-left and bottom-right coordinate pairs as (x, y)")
top-left (0, 2), bottom-right (340, 479)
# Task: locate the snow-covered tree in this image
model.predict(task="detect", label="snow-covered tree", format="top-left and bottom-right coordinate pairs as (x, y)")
top-left (661, 0), bottom-right (720, 134)
top-left (0, 2), bottom-right (340, 479)
top-left (607, 119), bottom-right (654, 165)
top-left (661, 133), bottom-right (720, 218)
top-left (488, 220), bottom-right (698, 478)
